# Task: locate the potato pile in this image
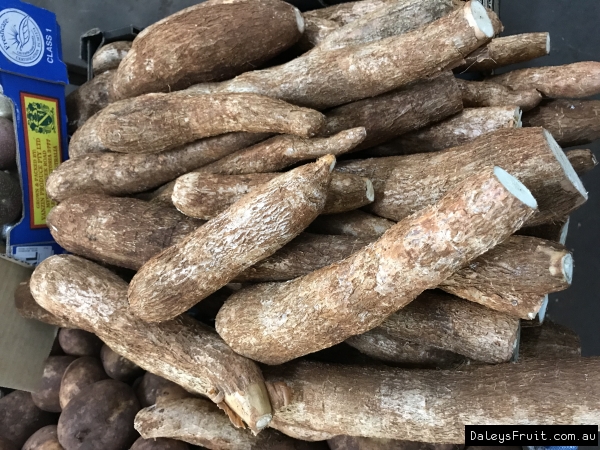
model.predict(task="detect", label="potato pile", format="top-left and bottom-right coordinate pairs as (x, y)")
top-left (0, 96), bottom-right (21, 227)
top-left (5, 0), bottom-right (600, 448)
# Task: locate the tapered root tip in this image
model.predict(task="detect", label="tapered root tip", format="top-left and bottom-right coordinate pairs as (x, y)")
top-left (493, 166), bottom-right (538, 209)
top-left (562, 253), bottom-right (573, 284)
top-left (465, 1), bottom-right (494, 39)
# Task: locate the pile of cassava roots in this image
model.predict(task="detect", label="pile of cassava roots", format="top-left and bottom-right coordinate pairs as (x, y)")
top-left (4, 0), bottom-right (600, 448)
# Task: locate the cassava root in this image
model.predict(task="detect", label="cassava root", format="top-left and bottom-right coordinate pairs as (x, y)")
top-left (197, 128), bottom-right (366, 175)
top-left (490, 61), bottom-right (600, 98)
top-left (128, 156), bottom-right (336, 323)
top-left (456, 33), bottom-right (550, 72)
top-left (86, 93), bottom-right (325, 154)
top-left (522, 99), bottom-right (600, 147)
top-left (367, 106), bottom-right (521, 155)
top-left (47, 132), bottom-right (267, 202)
top-left (336, 127), bottom-right (587, 227)
top-left (263, 358), bottom-right (600, 443)
top-left (172, 171), bottom-right (373, 219)
top-left (186, 1), bottom-right (493, 109)
top-left (216, 167), bottom-right (536, 364)
top-left (456, 79), bottom-right (543, 111)
top-left (30, 255), bottom-right (273, 433)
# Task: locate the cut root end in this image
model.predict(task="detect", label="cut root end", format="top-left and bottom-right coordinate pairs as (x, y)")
top-left (465, 0), bottom-right (494, 39)
top-left (562, 253), bottom-right (574, 285)
top-left (493, 166), bottom-right (538, 209)
top-left (545, 130), bottom-right (588, 201)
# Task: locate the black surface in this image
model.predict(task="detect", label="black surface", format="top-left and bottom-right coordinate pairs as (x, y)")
top-left (500, 0), bottom-right (600, 356)
top-left (26, 0), bottom-right (600, 355)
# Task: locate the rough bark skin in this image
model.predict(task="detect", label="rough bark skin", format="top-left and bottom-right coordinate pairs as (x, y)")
top-left (297, 16), bottom-right (339, 51)
top-left (68, 112), bottom-right (106, 158)
top-left (172, 171), bottom-right (373, 219)
top-left (303, 1), bottom-right (391, 27)
top-left (316, 0), bottom-right (454, 51)
top-left (375, 290), bottom-right (520, 363)
top-left (566, 149), bottom-right (597, 176)
top-left (345, 329), bottom-right (467, 368)
top-left (519, 321), bottom-right (581, 360)
top-left (94, 93), bottom-right (325, 154)
top-left (263, 358), bottom-right (600, 443)
top-left (198, 128), bottom-right (365, 175)
top-left (0, 391), bottom-right (57, 448)
top-left (456, 33), bottom-right (550, 72)
top-left (456, 79), bottom-right (543, 111)
top-left (322, 72), bottom-right (463, 151)
top-left (522, 99), bottom-right (600, 147)
top-left (92, 41), bottom-right (131, 75)
top-left (14, 281), bottom-right (71, 327)
top-left (135, 397), bottom-right (329, 450)
top-left (47, 195), bottom-right (205, 270)
top-left (66, 70), bottom-right (115, 134)
top-left (440, 236), bottom-right (572, 319)
top-left (30, 255), bottom-right (272, 433)
top-left (112, 0), bottom-right (304, 100)
top-left (518, 217), bottom-right (569, 245)
top-left (216, 168), bottom-right (536, 364)
top-left (235, 233), bottom-right (373, 283)
top-left (129, 156), bottom-right (335, 323)
top-left (490, 61), bottom-right (600, 98)
top-left (336, 128), bottom-right (588, 227)
top-left (186, 2), bottom-right (493, 109)
top-left (46, 132), bottom-right (266, 202)
top-left (369, 106), bottom-right (521, 155)
top-left (307, 210), bottom-right (395, 237)
top-left (328, 436), bottom-right (462, 450)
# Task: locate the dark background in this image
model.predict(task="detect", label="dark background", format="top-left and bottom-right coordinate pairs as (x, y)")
top-left (26, 0), bottom-right (600, 355)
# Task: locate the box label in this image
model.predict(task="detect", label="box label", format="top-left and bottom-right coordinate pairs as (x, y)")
top-left (11, 245), bottom-right (53, 265)
top-left (20, 92), bottom-right (61, 228)
top-left (0, 8), bottom-right (45, 67)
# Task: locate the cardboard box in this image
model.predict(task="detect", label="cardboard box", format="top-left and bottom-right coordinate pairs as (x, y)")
top-left (0, 0), bottom-right (67, 391)
top-left (0, 0), bottom-right (68, 267)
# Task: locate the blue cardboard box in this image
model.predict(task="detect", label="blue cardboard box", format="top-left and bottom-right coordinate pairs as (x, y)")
top-left (0, 0), bottom-right (68, 266)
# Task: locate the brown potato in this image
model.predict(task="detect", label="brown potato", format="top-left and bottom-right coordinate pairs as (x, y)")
top-left (0, 170), bottom-right (21, 226)
top-left (0, 390), bottom-right (57, 448)
top-left (32, 356), bottom-right (77, 413)
top-left (57, 379), bottom-right (140, 450)
top-left (135, 373), bottom-right (188, 408)
top-left (130, 437), bottom-right (189, 450)
top-left (59, 357), bottom-right (108, 409)
top-left (58, 328), bottom-right (103, 357)
top-left (0, 117), bottom-right (16, 169)
top-left (100, 345), bottom-right (144, 383)
top-left (22, 425), bottom-right (63, 450)
top-left (0, 436), bottom-right (17, 450)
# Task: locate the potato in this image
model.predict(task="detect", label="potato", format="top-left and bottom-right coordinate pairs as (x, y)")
top-left (135, 372), bottom-right (188, 408)
top-left (0, 436), bottom-right (17, 450)
top-left (0, 170), bottom-right (21, 226)
top-left (32, 356), bottom-right (77, 413)
top-left (22, 425), bottom-right (63, 450)
top-left (130, 437), bottom-right (189, 450)
top-left (57, 379), bottom-right (141, 450)
top-left (0, 94), bottom-right (13, 120)
top-left (58, 328), bottom-right (103, 356)
top-left (0, 390), bottom-right (57, 448)
top-left (0, 117), bottom-right (15, 169)
top-left (100, 345), bottom-right (144, 383)
top-left (59, 357), bottom-right (108, 409)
